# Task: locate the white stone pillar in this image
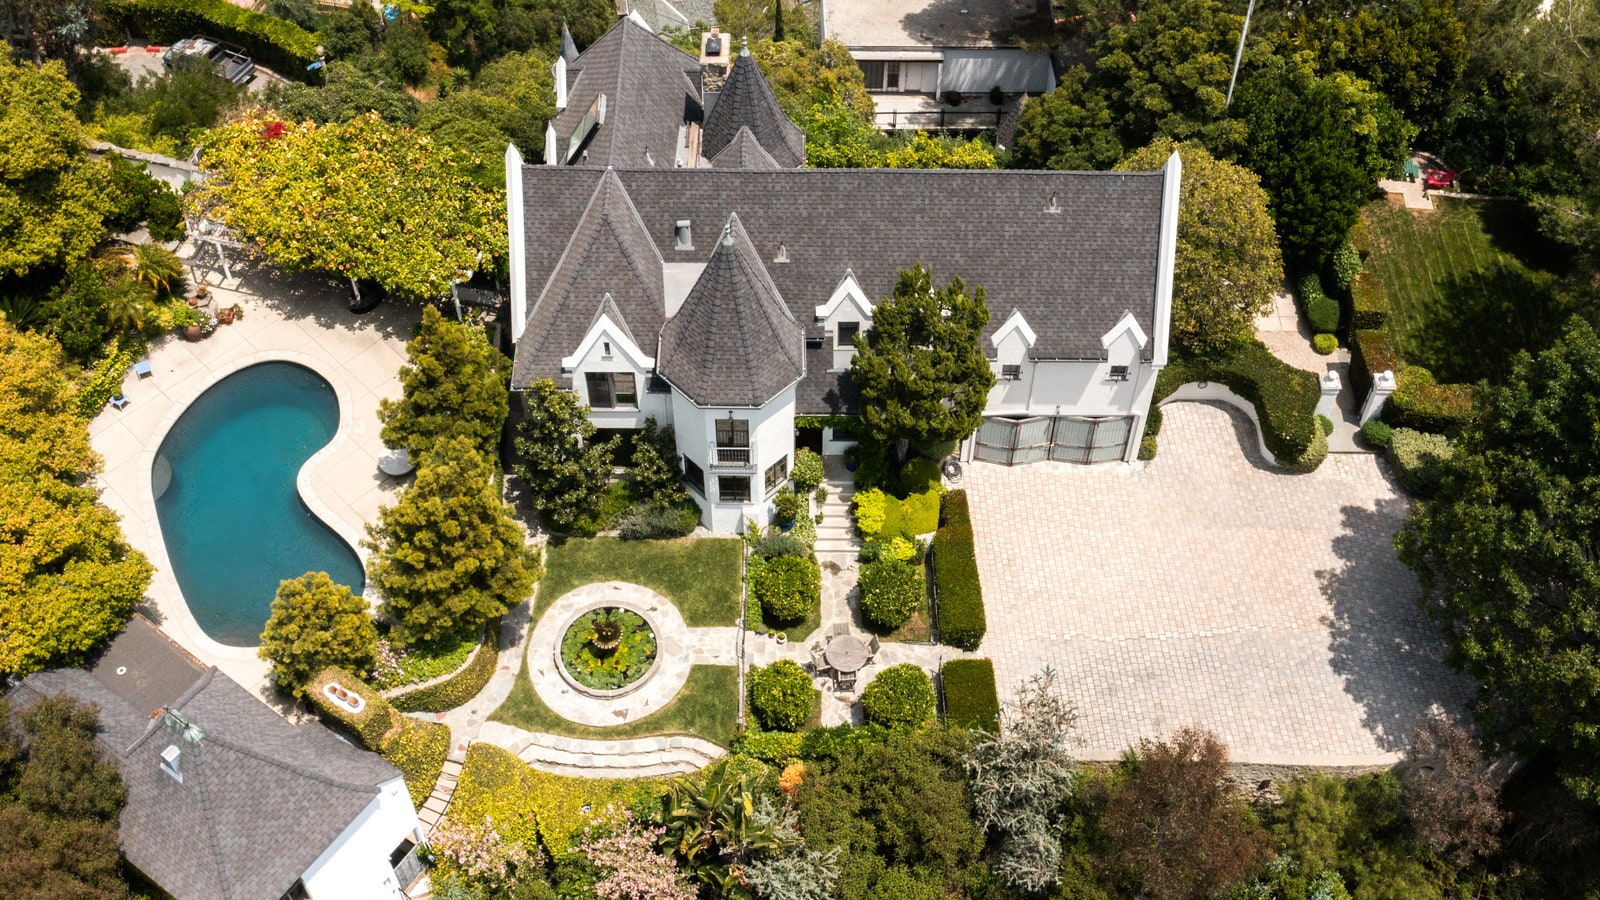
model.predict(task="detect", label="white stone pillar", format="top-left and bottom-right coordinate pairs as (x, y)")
top-left (1359, 370), bottom-right (1397, 424)
top-left (1316, 370), bottom-right (1341, 423)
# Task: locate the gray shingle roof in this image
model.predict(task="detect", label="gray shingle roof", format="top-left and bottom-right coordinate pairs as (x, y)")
top-left (550, 17), bottom-right (702, 167)
top-left (11, 619), bottom-right (401, 900)
top-left (710, 126), bottom-right (781, 170)
top-left (512, 168), bottom-right (665, 389)
top-left (657, 213), bottom-right (805, 407)
top-left (701, 51), bottom-right (806, 168)
top-left (516, 166), bottom-right (1168, 414)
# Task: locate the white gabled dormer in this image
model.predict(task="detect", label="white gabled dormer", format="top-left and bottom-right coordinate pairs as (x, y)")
top-left (989, 309), bottom-right (1036, 407)
top-left (1099, 310), bottom-right (1148, 383)
top-left (814, 270), bottom-right (873, 372)
top-left (563, 295), bottom-right (656, 420)
top-left (562, 296), bottom-right (656, 373)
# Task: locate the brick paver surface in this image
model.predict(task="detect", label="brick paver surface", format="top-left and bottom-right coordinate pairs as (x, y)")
top-left (967, 401), bottom-right (1473, 765)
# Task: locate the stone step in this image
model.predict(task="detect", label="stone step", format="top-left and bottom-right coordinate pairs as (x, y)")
top-left (525, 759), bottom-right (699, 779)
top-left (515, 743), bottom-right (719, 772)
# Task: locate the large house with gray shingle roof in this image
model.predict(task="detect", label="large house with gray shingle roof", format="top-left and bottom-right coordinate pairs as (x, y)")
top-left (514, 13), bottom-right (1178, 533)
top-left (10, 617), bottom-right (423, 900)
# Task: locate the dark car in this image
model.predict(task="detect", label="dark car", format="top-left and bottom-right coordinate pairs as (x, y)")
top-left (163, 36), bottom-right (256, 86)
top-left (346, 277), bottom-right (387, 314)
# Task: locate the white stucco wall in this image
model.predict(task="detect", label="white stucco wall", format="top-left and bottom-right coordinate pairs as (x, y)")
top-left (672, 387), bottom-right (797, 533)
top-left (939, 49), bottom-right (1055, 94)
top-left (300, 777), bottom-right (420, 900)
top-left (567, 314), bottom-right (671, 429)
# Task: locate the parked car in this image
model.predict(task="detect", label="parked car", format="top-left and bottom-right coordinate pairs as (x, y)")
top-left (163, 36), bottom-right (256, 85)
top-left (346, 277), bottom-right (387, 314)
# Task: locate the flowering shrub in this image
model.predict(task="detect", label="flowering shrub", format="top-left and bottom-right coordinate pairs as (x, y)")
top-left (429, 815), bottom-right (532, 888)
top-left (371, 638), bottom-right (406, 685)
top-left (779, 761), bottom-right (807, 794)
top-left (577, 810), bottom-right (696, 900)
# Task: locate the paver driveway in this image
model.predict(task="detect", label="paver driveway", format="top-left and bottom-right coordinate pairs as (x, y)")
top-left (966, 401), bottom-right (1473, 765)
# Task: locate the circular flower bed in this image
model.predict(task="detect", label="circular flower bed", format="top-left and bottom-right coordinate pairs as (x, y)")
top-left (559, 607), bottom-right (658, 691)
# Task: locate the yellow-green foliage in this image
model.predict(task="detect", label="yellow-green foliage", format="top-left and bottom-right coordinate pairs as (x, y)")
top-left (447, 744), bottom-right (664, 856)
top-left (380, 719), bottom-right (450, 808)
top-left (855, 487), bottom-right (943, 542)
top-left (308, 667), bottom-right (397, 749)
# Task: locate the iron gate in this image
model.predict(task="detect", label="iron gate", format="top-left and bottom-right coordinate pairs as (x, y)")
top-left (974, 415), bottom-right (1133, 465)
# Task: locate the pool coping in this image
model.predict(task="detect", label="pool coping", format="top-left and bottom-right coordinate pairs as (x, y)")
top-left (136, 350), bottom-right (373, 663)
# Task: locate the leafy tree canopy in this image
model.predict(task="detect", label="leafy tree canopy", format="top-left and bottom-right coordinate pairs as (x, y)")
top-left (258, 571), bottom-right (379, 696)
top-left (195, 110), bottom-right (506, 298)
top-left (379, 305), bottom-right (509, 460)
top-left (415, 49), bottom-right (556, 186)
top-left (366, 435), bottom-right (537, 644)
top-left (0, 321), bottom-right (151, 677)
top-left (851, 265), bottom-right (995, 448)
top-left (1116, 139), bottom-right (1284, 354)
top-left (1397, 317), bottom-right (1600, 800)
top-left (1011, 66), bottom-right (1125, 171)
top-left (423, 0), bottom-right (614, 65)
top-left (264, 62), bottom-right (421, 127)
top-left (0, 59), bottom-right (113, 277)
top-left (511, 379), bottom-right (618, 530)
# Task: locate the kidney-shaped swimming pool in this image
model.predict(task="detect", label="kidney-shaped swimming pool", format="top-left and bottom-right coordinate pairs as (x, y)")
top-left (153, 362), bottom-right (365, 646)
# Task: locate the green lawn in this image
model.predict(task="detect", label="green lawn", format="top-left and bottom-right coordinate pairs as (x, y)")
top-left (489, 664), bottom-right (740, 748)
top-left (535, 536), bottom-right (744, 626)
top-left (1359, 197), bottom-right (1577, 384)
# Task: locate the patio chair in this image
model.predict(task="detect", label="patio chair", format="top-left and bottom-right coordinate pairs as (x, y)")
top-left (133, 359), bottom-right (153, 378)
top-left (867, 635), bottom-right (881, 657)
top-left (835, 671), bottom-right (856, 692)
top-left (830, 622), bottom-right (851, 639)
top-left (810, 647), bottom-right (830, 671)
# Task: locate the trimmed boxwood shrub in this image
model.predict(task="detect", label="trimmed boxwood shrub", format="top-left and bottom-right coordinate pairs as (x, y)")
top-left (309, 667), bottom-right (396, 749)
top-left (1298, 272), bottom-right (1340, 334)
top-left (1313, 333), bottom-right (1338, 355)
top-left (858, 557), bottom-right (924, 630)
top-left (1386, 428), bottom-right (1454, 497)
top-left (939, 489), bottom-right (970, 528)
top-left (1154, 339), bottom-right (1322, 469)
top-left (389, 628), bottom-right (499, 713)
top-left (860, 663), bottom-right (936, 729)
top-left (791, 448), bottom-right (825, 492)
top-left (1349, 329), bottom-right (1400, 400)
top-left (940, 659), bottom-right (999, 730)
top-left (1361, 418), bottom-right (1394, 448)
top-left (103, 0), bottom-right (322, 80)
top-left (1351, 274), bottom-right (1389, 330)
top-left (748, 659), bottom-right (814, 732)
top-left (379, 719), bottom-right (450, 808)
top-left (1388, 365), bottom-right (1474, 435)
top-left (752, 555), bottom-right (819, 622)
top-left (1332, 239), bottom-right (1363, 290)
top-left (932, 520), bottom-right (985, 650)
top-left (898, 457), bottom-right (942, 495)
top-left (737, 728), bottom-right (806, 763)
top-left (1144, 404), bottom-right (1163, 438)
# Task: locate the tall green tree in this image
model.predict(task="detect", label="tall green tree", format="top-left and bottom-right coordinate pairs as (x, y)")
top-left (850, 265), bottom-right (995, 450)
top-left (511, 379), bottom-right (617, 530)
top-left (0, 695), bottom-right (129, 899)
top-left (258, 572), bottom-right (379, 696)
top-left (0, 59), bottom-right (113, 277)
top-left (366, 435), bottom-right (537, 644)
top-left (1396, 317), bottom-right (1600, 800)
top-left (1116, 139), bottom-right (1284, 355)
top-left (1237, 62), bottom-right (1414, 266)
top-left (0, 321), bottom-right (152, 677)
top-left (379, 305), bottom-right (509, 460)
top-left (1011, 67), bottom-right (1125, 171)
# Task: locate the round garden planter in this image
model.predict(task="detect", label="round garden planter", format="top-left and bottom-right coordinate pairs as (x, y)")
top-left (553, 601), bottom-right (664, 699)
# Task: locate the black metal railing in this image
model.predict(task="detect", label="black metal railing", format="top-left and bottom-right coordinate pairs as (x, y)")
top-left (874, 109), bottom-right (1004, 131)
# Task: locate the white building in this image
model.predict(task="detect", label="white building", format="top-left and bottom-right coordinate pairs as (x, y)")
top-left (12, 617), bottom-right (424, 900)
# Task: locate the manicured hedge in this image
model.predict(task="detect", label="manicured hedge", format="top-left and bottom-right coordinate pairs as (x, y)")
top-left (1349, 329), bottom-right (1400, 400)
top-left (389, 627), bottom-right (499, 714)
top-left (1388, 366), bottom-right (1474, 435)
top-left (1386, 428), bottom-right (1454, 497)
top-left (855, 487), bottom-right (942, 542)
top-left (940, 659), bottom-right (999, 731)
top-left (1350, 273), bottom-right (1389, 330)
top-left (309, 667), bottom-right (397, 749)
top-left (379, 719), bottom-right (451, 808)
top-left (747, 660), bottom-right (813, 732)
top-left (102, 0), bottom-right (322, 80)
top-left (858, 557), bottom-right (923, 630)
top-left (939, 489), bottom-right (970, 528)
top-left (737, 728), bottom-right (805, 763)
top-left (1154, 339), bottom-right (1322, 469)
top-left (860, 663), bottom-right (936, 729)
top-left (751, 555), bottom-right (820, 622)
top-left (932, 519), bottom-right (985, 651)
top-left (1298, 272), bottom-right (1340, 335)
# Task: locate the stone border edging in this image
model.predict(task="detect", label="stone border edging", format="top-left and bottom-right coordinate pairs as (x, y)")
top-left (383, 628), bottom-right (494, 706)
top-left (1160, 383), bottom-right (1279, 466)
top-left (553, 601), bottom-right (664, 699)
top-left (134, 350), bottom-right (367, 663)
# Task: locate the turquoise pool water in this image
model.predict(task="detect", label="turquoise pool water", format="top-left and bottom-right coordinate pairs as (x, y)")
top-left (153, 362), bottom-right (365, 646)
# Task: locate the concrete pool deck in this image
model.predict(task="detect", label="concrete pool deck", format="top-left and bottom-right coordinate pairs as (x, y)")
top-left (88, 253), bottom-right (416, 702)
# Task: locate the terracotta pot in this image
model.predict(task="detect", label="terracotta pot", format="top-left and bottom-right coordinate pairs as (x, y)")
top-left (187, 297), bottom-right (199, 308)
top-left (217, 308), bottom-right (235, 325)
top-left (184, 324), bottom-right (203, 341)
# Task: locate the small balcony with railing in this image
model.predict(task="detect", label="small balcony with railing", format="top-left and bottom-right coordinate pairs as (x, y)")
top-left (708, 438), bottom-right (757, 471)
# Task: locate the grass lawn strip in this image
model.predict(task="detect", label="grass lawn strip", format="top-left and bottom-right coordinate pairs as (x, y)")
top-left (490, 663), bottom-right (739, 747)
top-left (535, 537), bottom-right (743, 626)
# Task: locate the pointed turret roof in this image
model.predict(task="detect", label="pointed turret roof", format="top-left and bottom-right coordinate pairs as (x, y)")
top-left (710, 125), bottom-right (781, 170)
top-left (701, 48), bottom-right (806, 168)
top-left (560, 21), bottom-right (580, 63)
top-left (658, 213), bottom-right (805, 407)
top-left (512, 169), bottom-right (664, 387)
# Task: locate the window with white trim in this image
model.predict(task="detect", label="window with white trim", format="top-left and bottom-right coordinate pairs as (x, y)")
top-left (719, 475), bottom-right (751, 503)
top-left (585, 372), bottom-right (638, 408)
top-left (764, 456), bottom-right (788, 494)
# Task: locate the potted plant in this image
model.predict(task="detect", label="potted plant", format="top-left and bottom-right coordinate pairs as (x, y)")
top-left (773, 486), bottom-right (801, 531)
top-left (217, 303), bottom-right (243, 324)
top-left (184, 323), bottom-right (203, 341)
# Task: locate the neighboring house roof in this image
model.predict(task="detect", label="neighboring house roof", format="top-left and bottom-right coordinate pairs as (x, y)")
top-left (701, 51), bottom-right (806, 168)
top-left (550, 16), bottom-right (702, 167)
top-left (710, 126), bottom-right (781, 170)
top-left (514, 166), bottom-right (1168, 414)
top-left (11, 617), bottom-right (400, 900)
top-left (622, 0), bottom-right (715, 34)
top-left (824, 0), bottom-right (1041, 48)
top-left (657, 213), bottom-right (805, 407)
top-left (512, 168), bottom-right (665, 388)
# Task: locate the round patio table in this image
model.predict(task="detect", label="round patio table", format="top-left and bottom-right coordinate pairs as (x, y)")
top-left (378, 448), bottom-right (414, 476)
top-left (824, 635), bottom-right (869, 674)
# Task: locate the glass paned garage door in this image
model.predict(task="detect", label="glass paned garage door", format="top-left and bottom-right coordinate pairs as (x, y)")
top-left (977, 415), bottom-right (1134, 465)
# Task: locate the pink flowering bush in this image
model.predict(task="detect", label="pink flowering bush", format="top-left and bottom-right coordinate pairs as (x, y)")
top-left (371, 637), bottom-right (407, 686)
top-left (430, 815), bottom-right (533, 887)
top-left (577, 809), bottom-right (696, 900)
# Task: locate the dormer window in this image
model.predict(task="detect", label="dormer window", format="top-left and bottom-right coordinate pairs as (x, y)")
top-left (602, 341), bottom-right (613, 359)
top-left (1001, 364), bottom-right (1022, 381)
top-left (836, 322), bottom-right (860, 348)
top-left (1108, 365), bottom-right (1130, 381)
